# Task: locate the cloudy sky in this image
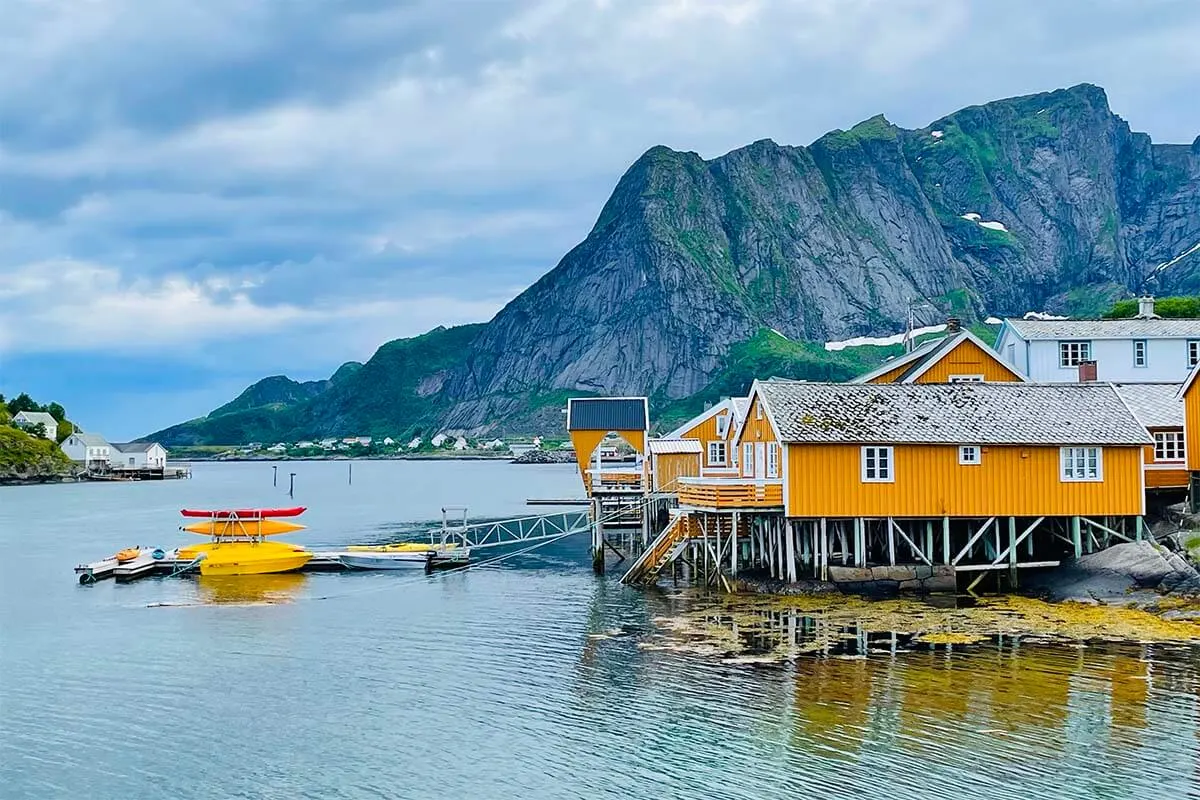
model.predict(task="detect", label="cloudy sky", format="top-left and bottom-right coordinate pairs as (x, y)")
top-left (2, 0), bottom-right (1199, 438)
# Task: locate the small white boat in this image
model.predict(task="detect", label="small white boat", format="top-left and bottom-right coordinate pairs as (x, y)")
top-left (337, 551), bottom-right (433, 570)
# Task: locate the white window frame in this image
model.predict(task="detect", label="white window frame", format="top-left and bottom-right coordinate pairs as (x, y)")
top-left (742, 443), bottom-right (754, 477)
top-left (766, 442), bottom-right (779, 478)
top-left (1058, 340), bottom-right (1091, 368)
top-left (1153, 431), bottom-right (1186, 462)
top-left (755, 403), bottom-right (763, 420)
top-left (715, 414), bottom-right (729, 438)
top-left (1189, 340), bottom-right (1200, 369)
top-left (948, 374), bottom-right (984, 383)
top-left (1060, 447), bottom-right (1103, 482)
top-left (860, 446), bottom-right (894, 483)
top-left (958, 445), bottom-right (981, 465)
top-left (707, 441), bottom-right (727, 466)
top-left (1133, 339), bottom-right (1147, 368)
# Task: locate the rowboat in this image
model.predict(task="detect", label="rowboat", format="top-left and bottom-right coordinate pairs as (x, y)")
top-left (181, 519), bottom-right (306, 537)
top-left (180, 507), bottom-right (306, 519)
top-left (337, 551), bottom-right (434, 570)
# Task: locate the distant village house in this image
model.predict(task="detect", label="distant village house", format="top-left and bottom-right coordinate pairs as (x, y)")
top-left (13, 411), bottom-right (58, 441)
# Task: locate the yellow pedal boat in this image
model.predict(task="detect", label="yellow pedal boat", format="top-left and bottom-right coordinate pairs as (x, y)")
top-left (179, 540), bottom-right (313, 576)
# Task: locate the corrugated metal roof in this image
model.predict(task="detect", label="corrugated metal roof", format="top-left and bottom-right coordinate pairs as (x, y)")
top-left (1004, 318), bottom-right (1200, 340)
top-left (566, 398), bottom-right (648, 431)
top-left (647, 439), bottom-right (703, 454)
top-left (756, 381), bottom-right (1151, 445)
top-left (111, 441), bottom-right (163, 453)
top-left (1111, 383), bottom-right (1184, 428)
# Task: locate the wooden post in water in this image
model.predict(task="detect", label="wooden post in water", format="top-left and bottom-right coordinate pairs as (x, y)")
top-left (272, 465), bottom-right (277, 487)
top-left (349, 462), bottom-right (353, 485)
top-left (1071, 516), bottom-right (1082, 559)
top-left (289, 472), bottom-right (296, 498)
top-left (942, 517), bottom-right (950, 565)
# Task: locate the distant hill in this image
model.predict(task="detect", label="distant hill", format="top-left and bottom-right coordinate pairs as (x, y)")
top-left (151, 83), bottom-right (1200, 444)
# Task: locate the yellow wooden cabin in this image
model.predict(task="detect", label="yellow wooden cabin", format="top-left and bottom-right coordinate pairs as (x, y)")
top-left (851, 325), bottom-right (1026, 385)
top-left (1111, 383), bottom-right (1188, 493)
top-left (631, 380), bottom-right (1153, 590)
top-left (662, 397), bottom-right (749, 477)
top-left (565, 397), bottom-right (648, 496)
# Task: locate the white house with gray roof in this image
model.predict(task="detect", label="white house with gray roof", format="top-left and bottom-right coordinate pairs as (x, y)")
top-left (61, 432), bottom-right (112, 468)
top-left (12, 411), bottom-right (58, 441)
top-left (995, 299), bottom-right (1200, 383)
top-left (110, 442), bottom-right (169, 469)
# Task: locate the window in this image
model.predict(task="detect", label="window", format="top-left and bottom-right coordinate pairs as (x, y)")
top-left (766, 442), bottom-right (779, 478)
top-left (1154, 431), bottom-right (1185, 462)
top-left (730, 444), bottom-right (738, 467)
top-left (948, 375), bottom-right (984, 383)
top-left (707, 441), bottom-right (727, 466)
top-left (861, 446), bottom-right (894, 482)
top-left (715, 414), bottom-right (729, 438)
top-left (958, 445), bottom-right (981, 465)
top-left (1189, 340), bottom-right (1200, 368)
top-left (742, 443), bottom-right (754, 477)
top-left (755, 403), bottom-right (763, 420)
top-left (1059, 341), bottom-right (1091, 368)
top-left (1060, 447), bottom-right (1103, 481)
top-left (1133, 340), bottom-right (1147, 368)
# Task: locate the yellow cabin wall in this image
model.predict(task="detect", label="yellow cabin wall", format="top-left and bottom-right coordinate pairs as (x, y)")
top-left (916, 339), bottom-right (1023, 383)
top-left (867, 339), bottom-right (1021, 384)
top-left (676, 409), bottom-right (736, 469)
top-left (654, 452), bottom-right (702, 491)
top-left (785, 444), bottom-right (1143, 518)
top-left (1185, 382), bottom-right (1200, 472)
top-left (867, 362), bottom-right (912, 384)
top-left (738, 396), bottom-right (778, 446)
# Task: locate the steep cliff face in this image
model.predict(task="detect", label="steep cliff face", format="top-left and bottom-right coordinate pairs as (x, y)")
top-left (442, 84), bottom-right (1200, 430)
top-left (153, 84), bottom-right (1200, 443)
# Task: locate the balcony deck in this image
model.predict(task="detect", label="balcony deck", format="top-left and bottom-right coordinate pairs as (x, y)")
top-left (677, 477), bottom-right (783, 510)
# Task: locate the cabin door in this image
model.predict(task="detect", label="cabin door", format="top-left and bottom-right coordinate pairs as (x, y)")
top-left (754, 443), bottom-right (766, 478)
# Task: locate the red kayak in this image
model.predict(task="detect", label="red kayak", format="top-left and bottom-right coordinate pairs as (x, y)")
top-left (180, 507), bottom-right (307, 519)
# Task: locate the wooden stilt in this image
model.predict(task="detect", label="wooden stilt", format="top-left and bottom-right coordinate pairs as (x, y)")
top-left (819, 517), bottom-right (829, 582)
top-left (731, 511), bottom-right (739, 578)
top-left (886, 516), bottom-right (896, 566)
top-left (1008, 516), bottom-right (1018, 588)
top-left (942, 516), bottom-right (950, 565)
top-left (924, 521), bottom-right (934, 564)
top-left (785, 519), bottom-right (797, 583)
top-left (1071, 516), bottom-right (1082, 559)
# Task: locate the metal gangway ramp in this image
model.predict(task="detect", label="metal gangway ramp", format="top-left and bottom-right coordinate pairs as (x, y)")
top-left (436, 507), bottom-right (592, 550)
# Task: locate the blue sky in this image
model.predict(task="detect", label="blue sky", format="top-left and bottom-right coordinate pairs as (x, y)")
top-left (2, 0), bottom-right (1199, 439)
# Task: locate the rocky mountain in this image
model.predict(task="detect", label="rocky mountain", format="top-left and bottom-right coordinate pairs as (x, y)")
top-left (150, 84), bottom-right (1200, 444)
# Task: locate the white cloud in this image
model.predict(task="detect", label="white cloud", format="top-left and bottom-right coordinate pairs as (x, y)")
top-left (0, 260), bottom-right (505, 356)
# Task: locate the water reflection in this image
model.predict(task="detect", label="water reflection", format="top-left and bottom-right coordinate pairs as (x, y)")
top-left (196, 572), bottom-right (307, 604)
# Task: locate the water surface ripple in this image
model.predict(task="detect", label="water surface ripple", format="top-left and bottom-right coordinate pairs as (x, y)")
top-left (2, 461), bottom-right (1198, 799)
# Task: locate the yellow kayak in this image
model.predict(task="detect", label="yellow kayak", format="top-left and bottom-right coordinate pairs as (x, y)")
top-left (181, 519), bottom-right (307, 537)
top-left (346, 542), bottom-right (459, 553)
top-left (179, 541), bottom-right (312, 576)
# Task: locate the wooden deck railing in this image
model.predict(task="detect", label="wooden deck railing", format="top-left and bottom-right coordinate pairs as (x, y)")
top-left (677, 478), bottom-right (783, 509)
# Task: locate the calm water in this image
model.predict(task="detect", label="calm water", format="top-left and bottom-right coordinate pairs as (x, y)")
top-left (2, 460), bottom-right (1200, 799)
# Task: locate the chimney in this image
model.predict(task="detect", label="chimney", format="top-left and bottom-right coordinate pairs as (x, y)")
top-left (1078, 360), bottom-right (1097, 382)
top-left (945, 317), bottom-right (961, 333)
top-left (1136, 295), bottom-right (1158, 319)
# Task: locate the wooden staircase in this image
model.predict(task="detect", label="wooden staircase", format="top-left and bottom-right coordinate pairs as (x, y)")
top-left (621, 512), bottom-right (694, 585)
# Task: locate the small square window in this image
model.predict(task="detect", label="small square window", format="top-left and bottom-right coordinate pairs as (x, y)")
top-left (1059, 341), bottom-right (1092, 368)
top-left (1154, 431), bottom-right (1185, 462)
top-left (707, 441), bottom-right (727, 466)
top-left (1060, 446), bottom-right (1103, 481)
top-left (958, 445), bottom-right (981, 465)
top-left (1189, 341), bottom-right (1200, 369)
top-left (861, 446), bottom-right (894, 482)
top-left (1133, 340), bottom-right (1147, 368)
top-left (949, 375), bottom-right (984, 383)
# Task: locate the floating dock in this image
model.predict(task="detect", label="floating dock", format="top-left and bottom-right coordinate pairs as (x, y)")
top-left (75, 549), bottom-right (466, 584)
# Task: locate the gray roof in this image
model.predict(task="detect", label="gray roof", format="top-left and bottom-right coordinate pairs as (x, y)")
top-left (755, 381), bottom-right (1152, 445)
top-left (14, 411), bottom-right (57, 427)
top-left (849, 336), bottom-right (943, 383)
top-left (71, 432), bottom-right (110, 447)
top-left (566, 398), bottom-right (648, 432)
top-left (647, 439), bottom-right (703, 454)
top-left (1111, 383), bottom-right (1184, 429)
top-left (1004, 318), bottom-right (1200, 340)
top-left (111, 441), bottom-right (165, 453)
top-left (730, 397), bottom-right (750, 420)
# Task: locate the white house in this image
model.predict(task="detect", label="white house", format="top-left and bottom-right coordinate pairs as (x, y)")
top-left (407, 437), bottom-right (422, 450)
top-left (295, 441), bottom-right (316, 449)
top-left (110, 442), bottom-right (169, 469)
top-left (61, 432), bottom-right (112, 468)
top-left (13, 411), bottom-right (57, 441)
top-left (995, 299), bottom-right (1200, 383)
top-left (355, 436), bottom-right (372, 447)
top-left (453, 436), bottom-right (468, 451)
top-left (382, 437), bottom-right (395, 446)
top-left (431, 433), bottom-right (448, 447)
